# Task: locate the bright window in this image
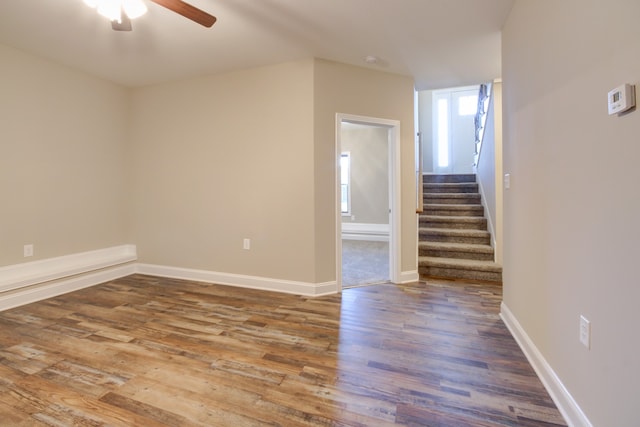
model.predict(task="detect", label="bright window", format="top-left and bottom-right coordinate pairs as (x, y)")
top-left (340, 152), bottom-right (351, 214)
top-left (458, 95), bottom-right (478, 116)
top-left (437, 99), bottom-right (449, 168)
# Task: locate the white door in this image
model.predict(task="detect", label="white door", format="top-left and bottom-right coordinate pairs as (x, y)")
top-left (433, 86), bottom-right (478, 174)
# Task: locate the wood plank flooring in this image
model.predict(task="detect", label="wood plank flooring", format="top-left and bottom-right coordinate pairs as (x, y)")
top-left (0, 275), bottom-right (567, 426)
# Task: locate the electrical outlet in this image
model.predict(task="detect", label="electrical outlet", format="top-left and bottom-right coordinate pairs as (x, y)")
top-left (243, 238), bottom-right (251, 250)
top-left (23, 244), bottom-right (34, 257)
top-left (579, 315), bottom-right (591, 349)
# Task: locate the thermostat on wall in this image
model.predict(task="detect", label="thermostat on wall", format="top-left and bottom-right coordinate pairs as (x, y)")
top-left (608, 84), bottom-right (635, 115)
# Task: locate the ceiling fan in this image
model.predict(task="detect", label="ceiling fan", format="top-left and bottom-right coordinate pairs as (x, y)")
top-left (83, 0), bottom-right (216, 31)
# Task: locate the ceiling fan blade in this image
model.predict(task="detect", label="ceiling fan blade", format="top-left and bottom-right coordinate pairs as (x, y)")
top-left (111, 12), bottom-right (133, 31)
top-left (150, 0), bottom-right (217, 27)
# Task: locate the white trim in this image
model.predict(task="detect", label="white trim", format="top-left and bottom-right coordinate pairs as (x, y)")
top-left (0, 263), bottom-right (136, 312)
top-left (476, 179), bottom-right (497, 253)
top-left (398, 270), bottom-right (419, 284)
top-left (341, 222), bottom-right (390, 241)
top-left (336, 113), bottom-right (402, 291)
top-left (0, 245), bottom-right (137, 294)
top-left (500, 302), bottom-right (592, 427)
top-left (136, 264), bottom-right (338, 297)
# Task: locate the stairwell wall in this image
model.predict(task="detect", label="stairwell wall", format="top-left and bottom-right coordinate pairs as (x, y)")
top-left (417, 90), bottom-right (434, 173)
top-left (502, 1), bottom-right (640, 425)
top-left (476, 81), bottom-right (503, 264)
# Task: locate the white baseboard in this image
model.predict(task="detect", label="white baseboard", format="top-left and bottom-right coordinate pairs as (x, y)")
top-left (476, 179), bottom-right (496, 247)
top-left (342, 222), bottom-right (389, 242)
top-left (398, 270), bottom-right (420, 284)
top-left (500, 302), bottom-right (592, 427)
top-left (136, 263), bottom-right (338, 297)
top-left (0, 245), bottom-right (137, 294)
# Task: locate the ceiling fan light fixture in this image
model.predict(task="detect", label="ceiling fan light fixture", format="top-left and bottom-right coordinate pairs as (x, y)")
top-left (84, 0), bottom-right (148, 22)
top-left (97, 1), bottom-right (122, 22)
top-left (122, 0), bottom-right (148, 20)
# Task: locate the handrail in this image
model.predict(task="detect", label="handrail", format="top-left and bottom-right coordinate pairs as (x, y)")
top-left (473, 83), bottom-right (491, 167)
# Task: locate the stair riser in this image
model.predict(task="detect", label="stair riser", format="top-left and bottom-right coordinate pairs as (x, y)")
top-left (420, 248), bottom-right (495, 261)
top-left (418, 266), bottom-right (502, 283)
top-left (424, 195), bottom-right (481, 205)
top-left (424, 184), bottom-right (479, 194)
top-left (423, 207), bottom-right (484, 217)
top-left (419, 233), bottom-right (490, 245)
top-left (423, 174), bottom-right (476, 184)
top-left (419, 218), bottom-right (488, 230)
top-left (419, 173), bottom-right (502, 283)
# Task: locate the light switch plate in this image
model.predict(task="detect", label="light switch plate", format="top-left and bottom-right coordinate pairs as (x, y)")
top-left (579, 315), bottom-right (591, 349)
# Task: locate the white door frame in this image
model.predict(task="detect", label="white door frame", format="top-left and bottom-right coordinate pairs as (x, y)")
top-left (336, 113), bottom-right (401, 291)
top-left (432, 85), bottom-right (479, 174)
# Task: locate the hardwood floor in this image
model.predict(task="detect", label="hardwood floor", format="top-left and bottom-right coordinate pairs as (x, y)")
top-left (0, 275), bottom-right (567, 426)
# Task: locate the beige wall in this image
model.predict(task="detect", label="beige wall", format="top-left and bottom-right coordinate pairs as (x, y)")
top-left (1, 46), bottom-right (416, 289)
top-left (341, 124), bottom-right (389, 225)
top-left (313, 59), bottom-right (416, 283)
top-left (502, 1), bottom-right (640, 425)
top-left (129, 60), bottom-right (316, 283)
top-left (476, 82), bottom-right (502, 262)
top-left (130, 58), bottom-right (416, 285)
top-left (417, 90), bottom-right (434, 173)
top-left (0, 43), bottom-right (130, 267)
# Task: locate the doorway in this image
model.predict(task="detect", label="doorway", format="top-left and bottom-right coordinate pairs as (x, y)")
top-left (336, 114), bottom-right (401, 290)
top-left (432, 86), bottom-right (479, 174)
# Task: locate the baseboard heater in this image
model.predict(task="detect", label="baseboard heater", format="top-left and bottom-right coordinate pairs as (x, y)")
top-left (341, 222), bottom-right (390, 242)
top-left (0, 245), bottom-right (137, 311)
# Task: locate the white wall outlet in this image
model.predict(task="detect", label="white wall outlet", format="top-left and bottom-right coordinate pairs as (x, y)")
top-left (579, 315), bottom-right (591, 349)
top-left (23, 244), bottom-right (34, 257)
top-left (243, 238), bottom-right (251, 250)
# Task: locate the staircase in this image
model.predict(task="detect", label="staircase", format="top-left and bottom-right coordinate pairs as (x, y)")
top-left (418, 174), bottom-right (502, 283)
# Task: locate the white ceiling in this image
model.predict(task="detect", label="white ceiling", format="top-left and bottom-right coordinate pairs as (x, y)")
top-left (0, 0), bottom-right (514, 90)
